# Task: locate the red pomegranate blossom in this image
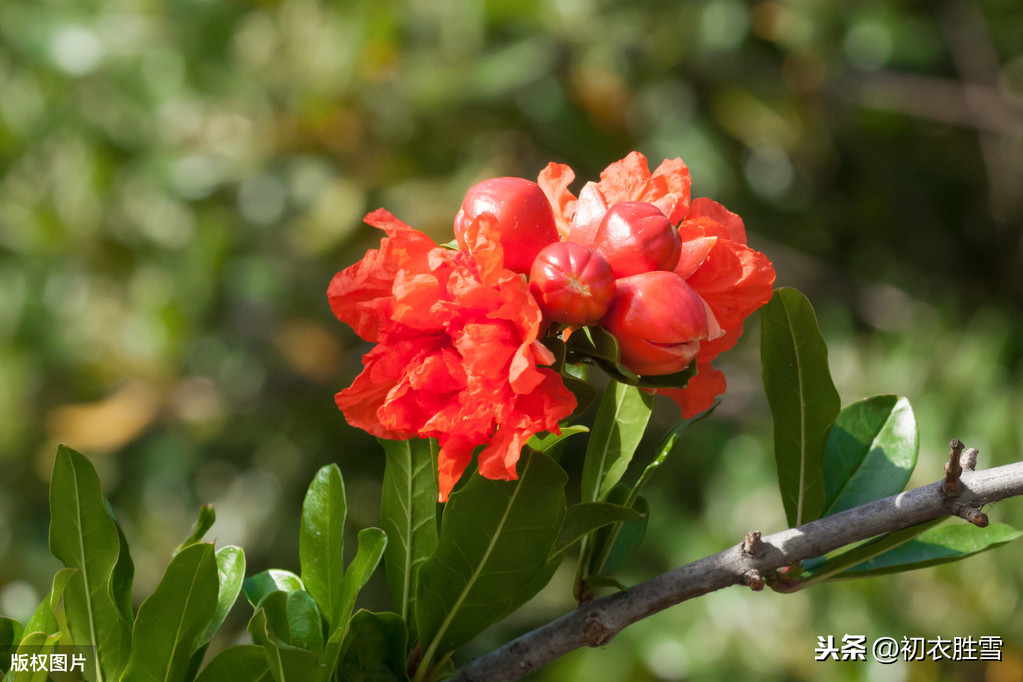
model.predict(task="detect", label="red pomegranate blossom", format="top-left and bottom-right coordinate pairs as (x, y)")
top-left (329, 209), bottom-right (576, 501)
top-left (538, 152), bottom-right (776, 418)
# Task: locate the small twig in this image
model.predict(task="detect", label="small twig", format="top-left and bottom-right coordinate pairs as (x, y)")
top-left (742, 569), bottom-right (765, 591)
top-left (944, 439), bottom-right (965, 497)
top-left (741, 530), bottom-right (762, 558)
top-left (962, 447), bottom-right (979, 472)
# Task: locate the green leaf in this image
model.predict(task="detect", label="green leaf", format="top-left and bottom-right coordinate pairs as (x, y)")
top-left (174, 504), bottom-right (216, 554)
top-left (1, 617), bottom-right (22, 675)
top-left (761, 288), bottom-right (841, 527)
top-left (379, 438), bottom-right (439, 632)
top-left (337, 611), bottom-right (409, 682)
top-left (199, 546), bottom-right (246, 647)
top-left (300, 464), bottom-right (347, 630)
top-left (108, 508), bottom-right (135, 625)
top-left (781, 519), bottom-right (944, 591)
top-left (250, 593), bottom-right (328, 682)
top-left (842, 522), bottom-right (1023, 578)
top-left (822, 395), bottom-right (918, 516)
top-left (23, 568), bottom-right (76, 637)
top-left (551, 503), bottom-right (642, 559)
top-left (243, 570), bottom-right (305, 609)
top-left (6, 631), bottom-right (61, 682)
top-left (254, 591), bottom-right (324, 655)
top-left (526, 425), bottom-right (589, 454)
top-left (195, 645), bottom-right (272, 682)
top-left (185, 546), bottom-right (247, 682)
top-left (602, 495), bottom-right (649, 575)
top-left (415, 451), bottom-right (567, 666)
top-left (120, 542), bottom-right (220, 682)
top-left (580, 382), bottom-right (653, 505)
top-left (47, 445), bottom-right (132, 682)
top-left (323, 528), bottom-right (388, 674)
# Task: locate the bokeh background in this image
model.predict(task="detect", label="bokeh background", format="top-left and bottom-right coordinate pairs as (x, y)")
top-left (2, 0), bottom-right (1022, 680)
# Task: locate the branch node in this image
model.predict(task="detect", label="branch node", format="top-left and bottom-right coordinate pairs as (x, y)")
top-left (962, 447), bottom-right (979, 472)
top-left (944, 438), bottom-right (965, 497)
top-left (582, 612), bottom-right (615, 648)
top-left (743, 569), bottom-right (765, 591)
top-left (741, 530), bottom-right (762, 558)
top-left (953, 503), bottom-right (989, 527)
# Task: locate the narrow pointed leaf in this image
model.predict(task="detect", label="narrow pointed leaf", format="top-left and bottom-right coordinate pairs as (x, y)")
top-left (243, 570), bottom-right (305, 609)
top-left (300, 465), bottom-right (347, 632)
top-left (822, 395), bottom-right (917, 516)
top-left (197, 546), bottom-right (246, 648)
top-left (48, 445), bottom-right (132, 681)
top-left (761, 288), bottom-right (841, 527)
top-left (195, 645), bottom-right (272, 682)
top-left (337, 611), bottom-right (409, 682)
top-left (23, 568), bottom-right (76, 637)
top-left (527, 425), bottom-right (589, 454)
top-left (551, 503), bottom-right (642, 559)
top-left (379, 438), bottom-right (438, 631)
top-left (7, 631), bottom-right (61, 682)
top-left (415, 451), bottom-right (567, 662)
top-left (121, 542), bottom-right (220, 682)
top-left (174, 504), bottom-right (216, 554)
top-left (841, 522), bottom-right (1023, 578)
top-left (323, 528), bottom-right (388, 674)
top-left (581, 382), bottom-right (653, 505)
top-left (107, 509), bottom-right (135, 625)
top-left (599, 495), bottom-right (649, 576)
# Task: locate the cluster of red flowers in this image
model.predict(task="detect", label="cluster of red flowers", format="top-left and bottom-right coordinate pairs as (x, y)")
top-left (329, 153), bottom-right (775, 499)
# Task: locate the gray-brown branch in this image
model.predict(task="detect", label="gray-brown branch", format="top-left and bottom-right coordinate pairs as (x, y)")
top-left (453, 459), bottom-right (1023, 682)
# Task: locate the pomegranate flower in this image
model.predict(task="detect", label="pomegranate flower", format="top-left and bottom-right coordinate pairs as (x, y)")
top-left (329, 209), bottom-right (576, 501)
top-left (538, 152), bottom-right (776, 417)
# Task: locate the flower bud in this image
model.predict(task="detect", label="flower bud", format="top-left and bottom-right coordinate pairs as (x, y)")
top-left (529, 241), bottom-right (615, 326)
top-left (591, 201), bottom-right (681, 278)
top-left (454, 177), bottom-right (559, 274)
top-left (600, 271), bottom-right (720, 376)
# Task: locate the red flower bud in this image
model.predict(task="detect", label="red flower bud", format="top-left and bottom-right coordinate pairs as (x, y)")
top-left (600, 270), bottom-right (720, 376)
top-left (454, 177), bottom-right (559, 274)
top-left (590, 201), bottom-right (681, 278)
top-left (529, 241), bottom-right (615, 326)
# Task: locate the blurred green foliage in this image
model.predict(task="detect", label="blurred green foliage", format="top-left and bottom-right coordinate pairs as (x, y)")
top-left (1, 0), bottom-right (1022, 679)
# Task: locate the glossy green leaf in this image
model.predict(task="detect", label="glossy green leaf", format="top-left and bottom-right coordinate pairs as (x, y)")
top-left (108, 508), bottom-right (135, 625)
top-left (822, 395), bottom-right (918, 516)
top-left (174, 504), bottom-right (216, 554)
top-left (254, 590), bottom-right (324, 655)
top-left (199, 546), bottom-right (246, 647)
top-left (580, 382), bottom-right (653, 505)
top-left (323, 528), bottom-right (388, 674)
top-left (761, 288), bottom-right (841, 527)
top-left (300, 464), bottom-right (347, 630)
top-left (23, 568), bottom-right (76, 637)
top-left (337, 611), bottom-right (409, 682)
top-left (379, 438), bottom-right (438, 631)
top-left (526, 425), bottom-right (589, 454)
top-left (195, 645), bottom-right (272, 682)
top-left (415, 451), bottom-right (567, 665)
top-left (48, 445), bottom-right (132, 682)
top-left (6, 631), bottom-right (61, 682)
top-left (121, 542), bottom-right (220, 682)
top-left (842, 522), bottom-right (1023, 578)
top-left (243, 570), bottom-right (305, 609)
top-left (260, 643), bottom-right (326, 682)
top-left (551, 503), bottom-right (642, 559)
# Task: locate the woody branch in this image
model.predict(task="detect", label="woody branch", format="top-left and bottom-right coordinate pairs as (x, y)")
top-left (453, 451), bottom-right (1023, 682)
